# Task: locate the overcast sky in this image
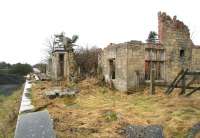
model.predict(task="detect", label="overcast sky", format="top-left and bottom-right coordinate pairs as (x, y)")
top-left (0, 0), bottom-right (200, 65)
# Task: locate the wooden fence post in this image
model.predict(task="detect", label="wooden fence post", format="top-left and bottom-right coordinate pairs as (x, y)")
top-left (180, 74), bottom-right (186, 95)
top-left (149, 69), bottom-right (155, 95)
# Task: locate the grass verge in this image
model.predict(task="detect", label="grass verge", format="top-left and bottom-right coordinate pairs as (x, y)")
top-left (0, 87), bottom-right (22, 138)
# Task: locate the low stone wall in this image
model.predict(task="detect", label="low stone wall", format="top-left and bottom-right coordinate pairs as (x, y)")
top-left (14, 75), bottom-right (56, 138)
top-left (19, 79), bottom-right (34, 113)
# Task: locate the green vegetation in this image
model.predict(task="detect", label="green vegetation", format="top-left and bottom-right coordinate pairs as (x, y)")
top-left (0, 62), bottom-right (33, 76)
top-left (147, 31), bottom-right (157, 43)
top-left (0, 87), bottom-right (22, 138)
top-left (67, 82), bottom-right (77, 88)
top-left (0, 62), bottom-right (32, 85)
top-left (104, 110), bottom-right (118, 122)
top-left (9, 63), bottom-right (33, 76)
top-left (0, 62), bottom-right (11, 69)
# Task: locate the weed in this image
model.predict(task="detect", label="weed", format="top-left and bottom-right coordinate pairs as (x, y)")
top-left (99, 87), bottom-right (108, 94)
top-left (67, 82), bottom-right (77, 88)
top-left (104, 111), bottom-right (118, 122)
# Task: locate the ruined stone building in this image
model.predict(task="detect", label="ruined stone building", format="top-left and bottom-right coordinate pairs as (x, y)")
top-left (99, 12), bottom-right (200, 91)
top-left (47, 33), bottom-right (78, 82)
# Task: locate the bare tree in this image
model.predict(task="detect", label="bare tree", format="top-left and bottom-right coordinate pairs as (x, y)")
top-left (75, 46), bottom-right (101, 77)
top-left (42, 35), bottom-right (54, 63)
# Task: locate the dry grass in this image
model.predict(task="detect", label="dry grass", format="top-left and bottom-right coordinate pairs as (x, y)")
top-left (31, 78), bottom-right (200, 138)
top-left (0, 87), bottom-right (22, 138)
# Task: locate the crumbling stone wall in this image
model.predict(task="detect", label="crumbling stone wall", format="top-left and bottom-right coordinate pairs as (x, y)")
top-left (127, 41), bottom-right (145, 90)
top-left (99, 41), bottom-right (145, 91)
top-left (99, 12), bottom-right (199, 91)
top-left (46, 58), bottom-right (52, 77)
top-left (64, 52), bottom-right (78, 82)
top-left (100, 43), bottom-right (128, 91)
top-left (51, 51), bottom-right (78, 82)
top-left (158, 12), bottom-right (193, 82)
top-left (192, 46), bottom-right (200, 70)
top-left (51, 52), bottom-right (59, 80)
top-left (49, 33), bottom-right (78, 82)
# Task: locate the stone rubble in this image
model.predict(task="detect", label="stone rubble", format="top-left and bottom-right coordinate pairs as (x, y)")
top-left (123, 125), bottom-right (164, 138)
top-left (187, 122), bottom-right (200, 138)
top-left (45, 87), bottom-right (79, 99)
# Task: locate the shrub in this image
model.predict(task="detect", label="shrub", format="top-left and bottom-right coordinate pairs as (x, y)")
top-left (9, 63), bottom-right (33, 76)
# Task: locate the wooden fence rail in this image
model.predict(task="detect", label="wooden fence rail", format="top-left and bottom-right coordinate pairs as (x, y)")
top-left (164, 69), bottom-right (200, 96)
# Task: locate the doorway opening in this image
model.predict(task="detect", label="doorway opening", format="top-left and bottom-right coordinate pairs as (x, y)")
top-left (180, 49), bottom-right (185, 58)
top-left (109, 59), bottom-right (115, 79)
top-left (59, 54), bottom-right (64, 77)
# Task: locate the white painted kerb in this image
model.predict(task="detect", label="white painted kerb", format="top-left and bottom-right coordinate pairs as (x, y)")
top-left (19, 79), bottom-right (34, 113)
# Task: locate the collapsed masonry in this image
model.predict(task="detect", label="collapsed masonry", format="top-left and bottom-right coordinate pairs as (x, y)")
top-left (99, 12), bottom-right (200, 91)
top-left (47, 32), bottom-right (78, 82)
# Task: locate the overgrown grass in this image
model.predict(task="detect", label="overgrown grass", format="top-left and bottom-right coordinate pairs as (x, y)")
top-left (31, 78), bottom-right (200, 138)
top-left (0, 87), bottom-right (22, 138)
top-left (63, 96), bottom-right (77, 106)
